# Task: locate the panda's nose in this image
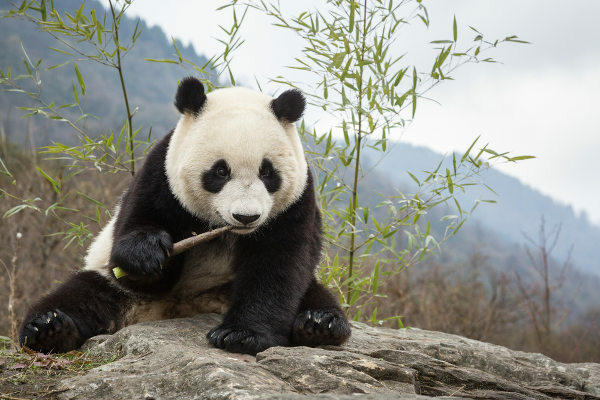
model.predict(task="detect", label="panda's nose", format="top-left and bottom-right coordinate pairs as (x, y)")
top-left (233, 213), bottom-right (260, 225)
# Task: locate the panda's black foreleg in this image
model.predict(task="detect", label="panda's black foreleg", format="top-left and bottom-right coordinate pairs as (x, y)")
top-left (291, 278), bottom-right (351, 347)
top-left (19, 270), bottom-right (133, 353)
top-left (207, 260), bottom-right (312, 356)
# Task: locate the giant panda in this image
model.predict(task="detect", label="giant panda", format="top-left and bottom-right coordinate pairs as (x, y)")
top-left (18, 77), bottom-right (351, 355)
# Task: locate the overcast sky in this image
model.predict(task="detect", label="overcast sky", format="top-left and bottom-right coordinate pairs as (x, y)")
top-left (108, 0), bottom-right (600, 224)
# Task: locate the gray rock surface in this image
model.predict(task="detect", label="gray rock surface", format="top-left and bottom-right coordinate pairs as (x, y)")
top-left (59, 314), bottom-right (600, 399)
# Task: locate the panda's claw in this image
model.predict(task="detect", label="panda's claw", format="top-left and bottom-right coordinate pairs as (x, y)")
top-left (292, 308), bottom-right (351, 347)
top-left (207, 324), bottom-right (277, 355)
top-left (19, 309), bottom-right (81, 353)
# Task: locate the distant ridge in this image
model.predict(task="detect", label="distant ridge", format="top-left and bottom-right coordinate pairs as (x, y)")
top-left (371, 141), bottom-right (600, 277)
top-left (0, 0), bottom-right (210, 146)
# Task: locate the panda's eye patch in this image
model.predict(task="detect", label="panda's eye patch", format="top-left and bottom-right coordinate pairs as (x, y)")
top-left (202, 159), bottom-right (231, 193)
top-left (259, 159), bottom-right (281, 193)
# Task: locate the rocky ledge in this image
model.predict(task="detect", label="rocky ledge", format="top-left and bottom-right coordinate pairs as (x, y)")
top-left (58, 314), bottom-right (599, 399)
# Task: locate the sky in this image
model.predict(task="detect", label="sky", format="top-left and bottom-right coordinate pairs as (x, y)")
top-left (105, 0), bottom-right (600, 224)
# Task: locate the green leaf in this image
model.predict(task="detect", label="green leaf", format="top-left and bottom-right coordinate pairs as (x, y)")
top-left (372, 262), bottom-right (380, 293)
top-left (446, 169), bottom-right (453, 194)
top-left (73, 63), bottom-right (86, 96)
top-left (48, 47), bottom-right (74, 57)
top-left (4, 204), bottom-right (34, 218)
top-left (40, 0), bottom-right (47, 21)
top-left (77, 191), bottom-right (105, 207)
top-left (0, 157), bottom-right (12, 178)
top-left (332, 52), bottom-right (345, 68)
top-left (72, 82), bottom-right (79, 104)
top-left (144, 58), bottom-right (179, 64)
top-left (349, 1), bottom-right (355, 33)
top-left (453, 15), bottom-right (457, 42)
top-left (36, 167), bottom-right (61, 193)
top-left (113, 266), bottom-right (128, 279)
top-left (46, 60), bottom-right (71, 70)
top-left (508, 155), bottom-right (535, 161)
top-left (461, 135), bottom-right (480, 162)
top-left (407, 171), bottom-right (420, 186)
top-left (75, 1), bottom-right (85, 22)
top-left (172, 37), bottom-right (183, 63)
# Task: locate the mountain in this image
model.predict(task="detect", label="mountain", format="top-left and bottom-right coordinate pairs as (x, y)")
top-left (0, 0), bottom-right (209, 146)
top-left (370, 142), bottom-right (600, 277)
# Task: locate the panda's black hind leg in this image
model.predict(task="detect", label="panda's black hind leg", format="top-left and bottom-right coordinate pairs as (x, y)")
top-left (19, 270), bottom-right (133, 353)
top-left (292, 279), bottom-right (351, 347)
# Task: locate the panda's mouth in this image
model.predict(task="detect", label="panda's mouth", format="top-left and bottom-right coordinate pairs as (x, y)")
top-left (228, 223), bottom-right (259, 235)
top-left (215, 211), bottom-right (260, 234)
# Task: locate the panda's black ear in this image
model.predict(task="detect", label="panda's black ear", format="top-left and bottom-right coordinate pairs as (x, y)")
top-left (271, 89), bottom-right (305, 123)
top-left (175, 76), bottom-right (206, 116)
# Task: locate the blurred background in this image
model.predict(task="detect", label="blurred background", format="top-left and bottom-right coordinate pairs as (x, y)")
top-left (1, 0), bottom-right (598, 362)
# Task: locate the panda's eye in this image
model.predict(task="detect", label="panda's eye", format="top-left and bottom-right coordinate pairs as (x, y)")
top-left (216, 166), bottom-right (229, 178)
top-left (259, 159), bottom-right (281, 193)
top-left (260, 165), bottom-right (272, 178)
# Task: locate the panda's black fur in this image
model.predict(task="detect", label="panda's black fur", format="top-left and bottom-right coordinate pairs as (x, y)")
top-left (19, 78), bottom-right (351, 355)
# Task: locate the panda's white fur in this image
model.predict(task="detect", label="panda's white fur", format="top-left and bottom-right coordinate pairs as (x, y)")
top-left (165, 87), bottom-right (308, 231)
top-left (83, 205), bottom-right (118, 278)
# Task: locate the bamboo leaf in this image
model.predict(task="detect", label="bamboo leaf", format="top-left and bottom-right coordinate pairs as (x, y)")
top-left (144, 58), bottom-right (179, 64)
top-left (349, 1), bottom-right (355, 33)
top-left (73, 63), bottom-right (86, 96)
top-left (453, 15), bottom-right (457, 42)
top-left (508, 155), bottom-right (536, 161)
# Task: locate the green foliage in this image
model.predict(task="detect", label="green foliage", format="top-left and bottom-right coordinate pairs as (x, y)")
top-left (242, 0), bottom-right (531, 321)
top-left (0, 0), bottom-right (150, 247)
top-left (145, 5), bottom-right (248, 89)
top-left (2, 0), bottom-right (150, 177)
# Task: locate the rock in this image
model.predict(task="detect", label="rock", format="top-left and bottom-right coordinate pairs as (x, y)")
top-left (59, 314), bottom-right (600, 399)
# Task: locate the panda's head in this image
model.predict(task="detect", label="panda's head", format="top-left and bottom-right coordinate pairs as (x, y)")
top-left (165, 77), bottom-right (308, 234)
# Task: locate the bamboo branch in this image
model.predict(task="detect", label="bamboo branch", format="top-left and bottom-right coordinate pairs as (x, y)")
top-left (113, 226), bottom-right (232, 279)
top-left (171, 226), bottom-right (232, 256)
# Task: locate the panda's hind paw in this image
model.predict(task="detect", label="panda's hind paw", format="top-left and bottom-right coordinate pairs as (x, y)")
top-left (19, 309), bottom-right (81, 353)
top-left (207, 325), bottom-right (277, 356)
top-left (292, 308), bottom-right (351, 347)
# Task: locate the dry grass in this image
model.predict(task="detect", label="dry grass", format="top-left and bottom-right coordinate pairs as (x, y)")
top-left (0, 337), bottom-right (118, 399)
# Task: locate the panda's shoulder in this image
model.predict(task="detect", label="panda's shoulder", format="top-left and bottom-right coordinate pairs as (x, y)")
top-left (119, 130), bottom-right (186, 218)
top-left (140, 130), bottom-right (174, 171)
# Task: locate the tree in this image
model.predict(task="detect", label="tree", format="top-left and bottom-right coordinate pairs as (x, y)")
top-left (241, 0), bottom-right (531, 321)
top-left (514, 217), bottom-right (573, 352)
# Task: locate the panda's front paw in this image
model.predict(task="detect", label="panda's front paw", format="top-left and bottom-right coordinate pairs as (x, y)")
top-left (207, 324), bottom-right (282, 355)
top-left (110, 229), bottom-right (172, 279)
top-left (19, 309), bottom-right (82, 353)
top-left (292, 308), bottom-right (351, 347)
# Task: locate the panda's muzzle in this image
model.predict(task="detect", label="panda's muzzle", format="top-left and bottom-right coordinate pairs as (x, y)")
top-left (232, 213), bottom-right (260, 225)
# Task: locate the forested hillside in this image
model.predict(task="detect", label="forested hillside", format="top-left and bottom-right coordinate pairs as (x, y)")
top-left (370, 143), bottom-right (600, 277)
top-left (0, 0), bottom-right (208, 147)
